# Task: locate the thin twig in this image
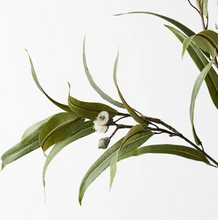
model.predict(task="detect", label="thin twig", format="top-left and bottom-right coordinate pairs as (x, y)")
top-left (147, 121), bottom-right (218, 167)
top-left (188, 0), bottom-right (200, 14)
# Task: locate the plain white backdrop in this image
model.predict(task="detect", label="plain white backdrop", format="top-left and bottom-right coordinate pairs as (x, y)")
top-left (1, 0), bottom-right (218, 219)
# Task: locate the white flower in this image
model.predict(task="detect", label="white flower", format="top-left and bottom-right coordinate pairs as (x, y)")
top-left (93, 111), bottom-right (111, 133)
top-left (98, 137), bottom-right (110, 149)
top-left (96, 111), bottom-right (110, 126)
top-left (93, 120), bottom-right (108, 133)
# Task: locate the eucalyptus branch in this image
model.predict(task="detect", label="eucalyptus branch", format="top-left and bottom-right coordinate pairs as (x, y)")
top-left (188, 0), bottom-right (200, 13)
top-left (205, 14), bottom-right (209, 29)
top-left (199, 7), bottom-right (207, 30)
top-left (115, 113), bottom-right (131, 123)
top-left (147, 120), bottom-right (218, 167)
top-left (188, 0), bottom-right (207, 30)
top-left (109, 122), bottom-right (133, 139)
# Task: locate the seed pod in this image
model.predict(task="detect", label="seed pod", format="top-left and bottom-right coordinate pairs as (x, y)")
top-left (98, 137), bottom-right (110, 149)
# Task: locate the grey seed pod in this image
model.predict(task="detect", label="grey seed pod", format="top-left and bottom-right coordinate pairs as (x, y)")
top-left (98, 137), bottom-right (110, 149)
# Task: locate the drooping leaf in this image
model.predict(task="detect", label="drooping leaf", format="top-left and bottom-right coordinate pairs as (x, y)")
top-left (113, 53), bottom-right (149, 127)
top-left (118, 144), bottom-right (210, 165)
top-left (39, 112), bottom-right (84, 151)
top-left (109, 125), bottom-right (153, 189)
top-left (116, 11), bottom-right (218, 109)
top-left (115, 11), bottom-right (195, 37)
top-left (83, 37), bottom-right (124, 109)
top-left (79, 138), bottom-right (123, 205)
top-left (42, 121), bottom-right (95, 188)
top-left (165, 25), bottom-right (218, 110)
top-left (79, 130), bottom-right (153, 205)
top-left (1, 119), bottom-right (47, 169)
top-left (68, 83), bottom-right (118, 120)
top-left (190, 50), bottom-right (216, 145)
top-left (26, 50), bottom-right (75, 114)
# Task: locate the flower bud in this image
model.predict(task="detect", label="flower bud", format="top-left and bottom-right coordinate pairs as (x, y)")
top-left (97, 111), bottom-right (111, 126)
top-left (98, 137), bottom-right (110, 149)
top-left (93, 111), bottom-right (112, 133)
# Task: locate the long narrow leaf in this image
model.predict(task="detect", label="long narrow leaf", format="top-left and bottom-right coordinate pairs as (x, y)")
top-left (83, 38), bottom-right (124, 109)
top-left (39, 112), bottom-right (84, 151)
top-left (109, 125), bottom-right (153, 189)
top-left (113, 53), bottom-right (149, 127)
top-left (1, 121), bottom-right (46, 169)
top-left (42, 121), bottom-right (95, 188)
top-left (203, 0), bottom-right (208, 17)
top-left (79, 138), bottom-right (123, 205)
top-left (165, 25), bottom-right (218, 109)
top-left (79, 131), bottom-right (153, 205)
top-left (68, 83), bottom-right (118, 120)
top-left (115, 11), bottom-right (195, 37)
top-left (182, 36), bottom-right (195, 59)
top-left (26, 50), bottom-right (74, 113)
top-left (118, 144), bottom-right (210, 165)
top-left (190, 51), bottom-right (216, 145)
top-left (21, 116), bottom-right (51, 140)
top-left (116, 11), bottom-right (218, 109)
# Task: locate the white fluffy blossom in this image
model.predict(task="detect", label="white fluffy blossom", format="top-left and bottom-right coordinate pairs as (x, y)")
top-left (93, 111), bottom-right (110, 133)
top-left (93, 120), bottom-right (108, 133)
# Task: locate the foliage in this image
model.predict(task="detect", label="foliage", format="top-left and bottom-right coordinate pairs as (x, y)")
top-left (2, 0), bottom-right (218, 205)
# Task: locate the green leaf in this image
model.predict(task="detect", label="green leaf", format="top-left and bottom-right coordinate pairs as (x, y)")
top-left (193, 35), bottom-right (216, 55)
top-left (113, 53), bottom-right (149, 127)
top-left (116, 12), bottom-right (218, 109)
top-left (68, 83), bottom-right (118, 120)
top-left (203, 0), bottom-right (208, 17)
top-left (118, 144), bottom-right (210, 165)
top-left (165, 25), bottom-right (218, 110)
top-left (109, 125), bottom-right (153, 189)
top-left (182, 35), bottom-right (195, 59)
top-left (190, 50), bottom-right (216, 145)
top-left (39, 112), bottom-right (84, 151)
top-left (42, 121), bottom-right (95, 188)
top-left (115, 11), bottom-right (195, 37)
top-left (1, 120), bottom-right (46, 169)
top-left (195, 30), bottom-right (218, 54)
top-left (83, 37), bottom-right (124, 109)
top-left (79, 138), bottom-right (123, 205)
top-left (79, 130), bottom-right (153, 205)
top-left (21, 116), bottom-right (51, 140)
top-left (26, 50), bottom-right (75, 114)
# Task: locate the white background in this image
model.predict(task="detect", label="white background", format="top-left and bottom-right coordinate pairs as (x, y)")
top-left (1, 0), bottom-right (218, 219)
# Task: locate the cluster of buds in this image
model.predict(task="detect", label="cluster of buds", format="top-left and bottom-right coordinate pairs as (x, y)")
top-left (93, 111), bottom-right (112, 149)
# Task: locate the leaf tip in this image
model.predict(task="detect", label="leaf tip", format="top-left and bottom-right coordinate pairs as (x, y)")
top-left (78, 195), bottom-right (83, 206)
top-left (1, 162), bottom-right (5, 171)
